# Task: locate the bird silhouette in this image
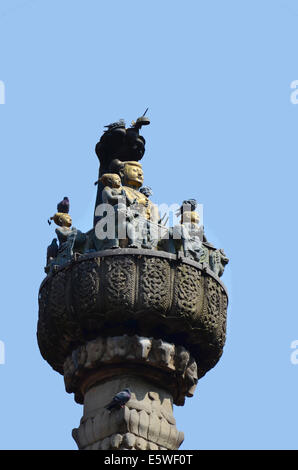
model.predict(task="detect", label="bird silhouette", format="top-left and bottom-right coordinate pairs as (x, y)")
top-left (105, 388), bottom-right (131, 411)
top-left (57, 197), bottom-right (70, 214)
top-left (46, 238), bottom-right (58, 264)
top-left (181, 199), bottom-right (197, 211)
top-left (176, 199), bottom-right (198, 216)
top-left (104, 119), bottom-right (126, 130)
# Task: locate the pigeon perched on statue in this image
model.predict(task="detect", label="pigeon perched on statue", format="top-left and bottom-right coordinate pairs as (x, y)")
top-left (176, 199), bottom-right (198, 216)
top-left (48, 197), bottom-right (70, 225)
top-left (105, 388), bottom-right (131, 411)
top-left (57, 197), bottom-right (70, 214)
top-left (104, 119), bottom-right (126, 131)
top-left (181, 199), bottom-right (197, 212)
top-left (46, 238), bottom-right (58, 265)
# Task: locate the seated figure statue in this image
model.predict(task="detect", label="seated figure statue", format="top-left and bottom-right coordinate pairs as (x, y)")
top-left (46, 212), bottom-right (86, 272)
top-left (96, 173), bottom-right (143, 249)
top-left (118, 161), bottom-right (161, 248)
top-left (172, 210), bottom-right (204, 262)
top-left (111, 160), bottom-right (160, 225)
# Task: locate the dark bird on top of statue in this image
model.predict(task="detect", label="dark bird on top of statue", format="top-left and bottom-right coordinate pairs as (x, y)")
top-left (105, 388), bottom-right (131, 411)
top-left (46, 238), bottom-right (58, 265)
top-left (182, 199), bottom-right (197, 211)
top-left (104, 119), bottom-right (126, 131)
top-left (176, 199), bottom-right (198, 216)
top-left (57, 197), bottom-right (70, 214)
top-left (95, 112), bottom-right (150, 177)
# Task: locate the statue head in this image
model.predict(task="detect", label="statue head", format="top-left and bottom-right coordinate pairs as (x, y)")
top-left (51, 212), bottom-right (72, 228)
top-left (121, 161), bottom-right (144, 188)
top-left (139, 186), bottom-right (152, 198)
top-left (99, 173), bottom-right (121, 188)
top-left (181, 211), bottom-right (200, 225)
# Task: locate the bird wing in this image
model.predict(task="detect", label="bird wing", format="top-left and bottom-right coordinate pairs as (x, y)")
top-left (106, 389), bottom-right (131, 409)
top-left (114, 391), bottom-right (129, 401)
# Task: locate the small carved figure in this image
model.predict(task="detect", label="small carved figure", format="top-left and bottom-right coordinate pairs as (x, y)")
top-left (99, 173), bottom-right (128, 206)
top-left (85, 338), bottom-right (105, 368)
top-left (46, 202), bottom-right (86, 271)
top-left (171, 210), bottom-right (204, 262)
top-left (139, 186), bottom-right (152, 199)
top-left (209, 248), bottom-right (229, 277)
top-left (151, 339), bottom-right (175, 367)
top-left (105, 335), bottom-right (131, 360)
top-left (139, 186), bottom-right (157, 249)
top-left (48, 197), bottom-right (70, 225)
top-left (134, 336), bottom-right (152, 360)
top-left (55, 225), bottom-right (78, 265)
top-left (50, 211), bottom-right (72, 228)
top-left (185, 358), bottom-right (198, 397)
top-left (174, 346), bottom-right (190, 374)
top-left (198, 243), bottom-right (209, 265)
top-left (124, 206), bottom-right (144, 248)
top-left (97, 173), bottom-right (143, 249)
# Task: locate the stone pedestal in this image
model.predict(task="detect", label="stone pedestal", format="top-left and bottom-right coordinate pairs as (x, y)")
top-left (72, 376), bottom-right (183, 450)
top-left (37, 250), bottom-right (228, 449)
top-left (64, 335), bottom-right (198, 449)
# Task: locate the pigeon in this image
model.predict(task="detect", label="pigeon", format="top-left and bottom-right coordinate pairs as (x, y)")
top-left (176, 198), bottom-right (198, 216)
top-left (181, 199), bottom-right (197, 211)
top-left (57, 197), bottom-right (70, 214)
top-left (46, 238), bottom-right (58, 264)
top-left (104, 119), bottom-right (126, 130)
top-left (105, 388), bottom-right (131, 411)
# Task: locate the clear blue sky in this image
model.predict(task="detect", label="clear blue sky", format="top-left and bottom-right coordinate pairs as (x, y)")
top-left (0, 0), bottom-right (298, 450)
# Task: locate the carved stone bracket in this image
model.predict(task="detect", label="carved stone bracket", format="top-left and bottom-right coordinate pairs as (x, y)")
top-left (64, 335), bottom-right (198, 406)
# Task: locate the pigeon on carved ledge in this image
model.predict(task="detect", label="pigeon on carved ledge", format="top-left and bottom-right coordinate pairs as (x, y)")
top-left (105, 388), bottom-right (132, 411)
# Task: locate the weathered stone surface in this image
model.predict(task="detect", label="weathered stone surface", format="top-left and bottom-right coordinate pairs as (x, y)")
top-left (72, 375), bottom-right (184, 450)
top-left (38, 250), bottom-right (228, 379)
top-left (63, 335), bottom-right (198, 406)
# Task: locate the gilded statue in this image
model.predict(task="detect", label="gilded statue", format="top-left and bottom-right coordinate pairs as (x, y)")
top-left (46, 204), bottom-right (86, 272)
top-left (116, 161), bottom-right (160, 225)
top-left (93, 112), bottom-right (151, 226)
top-left (96, 172), bottom-right (143, 249)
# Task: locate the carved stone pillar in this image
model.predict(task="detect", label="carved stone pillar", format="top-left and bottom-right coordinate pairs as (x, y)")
top-left (72, 376), bottom-right (183, 450)
top-left (37, 250), bottom-right (228, 449)
top-left (38, 114), bottom-right (229, 450)
top-left (64, 335), bottom-right (197, 450)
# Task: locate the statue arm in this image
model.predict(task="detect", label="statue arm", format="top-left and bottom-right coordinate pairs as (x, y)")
top-left (124, 191), bottom-right (137, 206)
top-left (102, 187), bottom-right (122, 205)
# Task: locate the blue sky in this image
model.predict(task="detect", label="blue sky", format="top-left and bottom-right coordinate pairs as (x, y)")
top-left (0, 0), bottom-right (298, 450)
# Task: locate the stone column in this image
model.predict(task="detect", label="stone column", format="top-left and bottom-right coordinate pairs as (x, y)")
top-left (37, 250), bottom-right (228, 450)
top-left (64, 335), bottom-right (198, 450)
